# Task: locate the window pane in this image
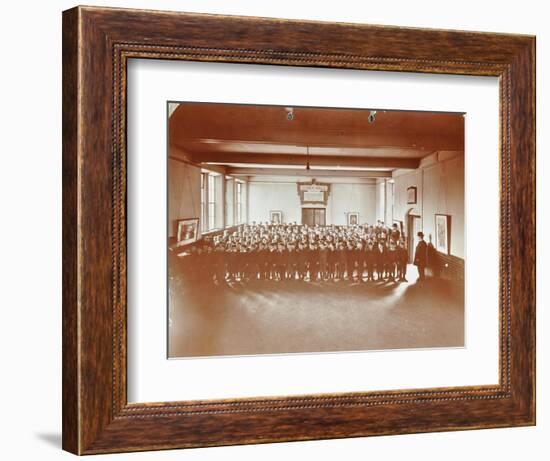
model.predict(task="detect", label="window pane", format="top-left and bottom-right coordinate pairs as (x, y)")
top-left (201, 173), bottom-right (206, 231)
top-left (236, 182), bottom-right (242, 224)
top-left (204, 173), bottom-right (216, 229)
top-left (208, 175), bottom-right (215, 197)
top-left (208, 203), bottom-right (215, 230)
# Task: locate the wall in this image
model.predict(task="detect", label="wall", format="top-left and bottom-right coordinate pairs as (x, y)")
top-left (248, 181), bottom-right (377, 225)
top-left (422, 152), bottom-right (465, 258)
top-left (385, 179), bottom-right (394, 225)
top-left (167, 158), bottom-right (201, 239)
top-left (375, 179), bottom-right (386, 223)
top-left (393, 168), bottom-right (423, 222)
top-left (393, 151), bottom-right (464, 259)
top-left (168, 163), bottom-right (240, 237)
top-left (248, 182), bottom-right (302, 223)
top-left (329, 183), bottom-right (377, 225)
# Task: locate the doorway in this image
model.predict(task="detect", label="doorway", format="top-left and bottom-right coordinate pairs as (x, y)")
top-left (302, 208), bottom-right (326, 226)
top-left (407, 214), bottom-right (422, 262)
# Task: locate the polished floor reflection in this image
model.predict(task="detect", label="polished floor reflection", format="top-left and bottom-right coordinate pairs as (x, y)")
top-left (168, 264), bottom-right (464, 358)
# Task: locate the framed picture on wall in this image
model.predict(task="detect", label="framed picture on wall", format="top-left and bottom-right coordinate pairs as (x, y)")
top-left (176, 218), bottom-right (199, 246)
top-left (62, 5), bottom-right (534, 455)
top-left (347, 212), bottom-right (359, 226)
top-left (435, 214), bottom-right (451, 254)
top-left (407, 186), bottom-right (417, 204)
top-left (270, 210), bottom-right (283, 224)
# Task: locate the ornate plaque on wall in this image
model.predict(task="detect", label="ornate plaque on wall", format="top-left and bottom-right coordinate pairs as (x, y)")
top-left (297, 180), bottom-right (331, 205)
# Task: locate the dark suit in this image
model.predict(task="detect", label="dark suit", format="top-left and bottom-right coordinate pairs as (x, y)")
top-left (365, 247), bottom-right (376, 280)
top-left (414, 240), bottom-right (428, 280)
top-left (297, 247), bottom-right (308, 279)
top-left (396, 246), bottom-right (408, 281)
top-left (375, 247), bottom-right (386, 279)
top-left (337, 248), bottom-right (347, 279)
top-left (386, 249), bottom-right (397, 280)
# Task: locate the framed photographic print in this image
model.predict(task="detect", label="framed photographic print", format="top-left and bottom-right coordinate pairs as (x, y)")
top-left (407, 186), bottom-right (417, 204)
top-left (270, 210), bottom-right (283, 224)
top-left (435, 214), bottom-right (451, 254)
top-left (176, 218), bottom-right (199, 246)
top-left (347, 212), bottom-right (359, 226)
top-left (62, 5), bottom-right (535, 455)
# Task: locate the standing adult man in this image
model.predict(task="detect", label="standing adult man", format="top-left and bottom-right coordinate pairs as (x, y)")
top-left (414, 231), bottom-right (428, 281)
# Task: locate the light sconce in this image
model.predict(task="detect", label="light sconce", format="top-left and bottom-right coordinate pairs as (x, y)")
top-left (368, 110), bottom-right (377, 124)
top-left (285, 107), bottom-right (294, 121)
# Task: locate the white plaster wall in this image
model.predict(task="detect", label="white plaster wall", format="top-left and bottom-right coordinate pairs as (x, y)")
top-left (167, 159), bottom-right (201, 238)
top-left (393, 152), bottom-right (464, 258)
top-left (248, 181), bottom-right (377, 225)
top-left (329, 183), bottom-right (377, 225)
top-left (422, 154), bottom-right (465, 257)
top-left (375, 179), bottom-right (387, 223)
top-left (393, 169), bottom-right (423, 221)
top-left (248, 182), bottom-right (302, 224)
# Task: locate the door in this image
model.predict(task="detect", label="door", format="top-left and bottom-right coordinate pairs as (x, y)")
top-left (302, 208), bottom-right (326, 226)
top-left (407, 215), bottom-right (421, 263)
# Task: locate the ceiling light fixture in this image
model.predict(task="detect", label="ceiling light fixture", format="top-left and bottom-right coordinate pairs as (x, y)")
top-left (306, 146), bottom-right (310, 171)
top-left (286, 107), bottom-right (294, 121)
top-left (368, 110), bottom-right (377, 124)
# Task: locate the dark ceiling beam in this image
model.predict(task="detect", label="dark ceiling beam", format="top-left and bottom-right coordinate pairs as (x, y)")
top-left (168, 146), bottom-right (230, 175)
top-left (198, 163), bottom-right (227, 175)
top-left (169, 144), bottom-right (193, 163)
top-left (226, 167), bottom-right (392, 178)
top-left (192, 152), bottom-right (420, 169)
top-left (175, 137), bottom-right (461, 152)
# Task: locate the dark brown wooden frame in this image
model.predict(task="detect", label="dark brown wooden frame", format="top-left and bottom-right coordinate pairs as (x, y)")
top-left (175, 217), bottom-right (199, 245)
top-left (269, 210), bottom-right (283, 224)
top-left (62, 5), bottom-right (535, 455)
top-left (347, 212), bottom-right (360, 226)
top-left (407, 186), bottom-right (418, 204)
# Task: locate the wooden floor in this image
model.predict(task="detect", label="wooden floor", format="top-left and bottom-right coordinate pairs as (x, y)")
top-left (168, 265), bottom-right (464, 358)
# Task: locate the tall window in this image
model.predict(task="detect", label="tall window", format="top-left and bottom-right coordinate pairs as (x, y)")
top-left (236, 181), bottom-right (243, 224)
top-left (201, 172), bottom-right (218, 232)
top-left (225, 178), bottom-right (233, 227)
top-left (208, 174), bottom-right (216, 230)
top-left (390, 180), bottom-right (395, 224)
top-left (200, 173), bottom-right (207, 232)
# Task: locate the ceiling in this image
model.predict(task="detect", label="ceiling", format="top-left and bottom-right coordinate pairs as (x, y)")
top-left (168, 102), bottom-right (464, 180)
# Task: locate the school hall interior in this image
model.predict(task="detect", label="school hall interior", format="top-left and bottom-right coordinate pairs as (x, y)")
top-left (168, 102), bottom-right (465, 358)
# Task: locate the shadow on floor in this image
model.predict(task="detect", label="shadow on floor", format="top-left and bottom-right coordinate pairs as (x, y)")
top-left (35, 432), bottom-right (62, 448)
top-left (169, 265), bottom-right (465, 358)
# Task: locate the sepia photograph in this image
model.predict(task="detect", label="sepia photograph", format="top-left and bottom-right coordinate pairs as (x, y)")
top-left (176, 217), bottom-right (199, 246)
top-left (269, 210), bottom-right (282, 224)
top-left (435, 214), bottom-right (451, 254)
top-left (167, 102), bottom-right (465, 358)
